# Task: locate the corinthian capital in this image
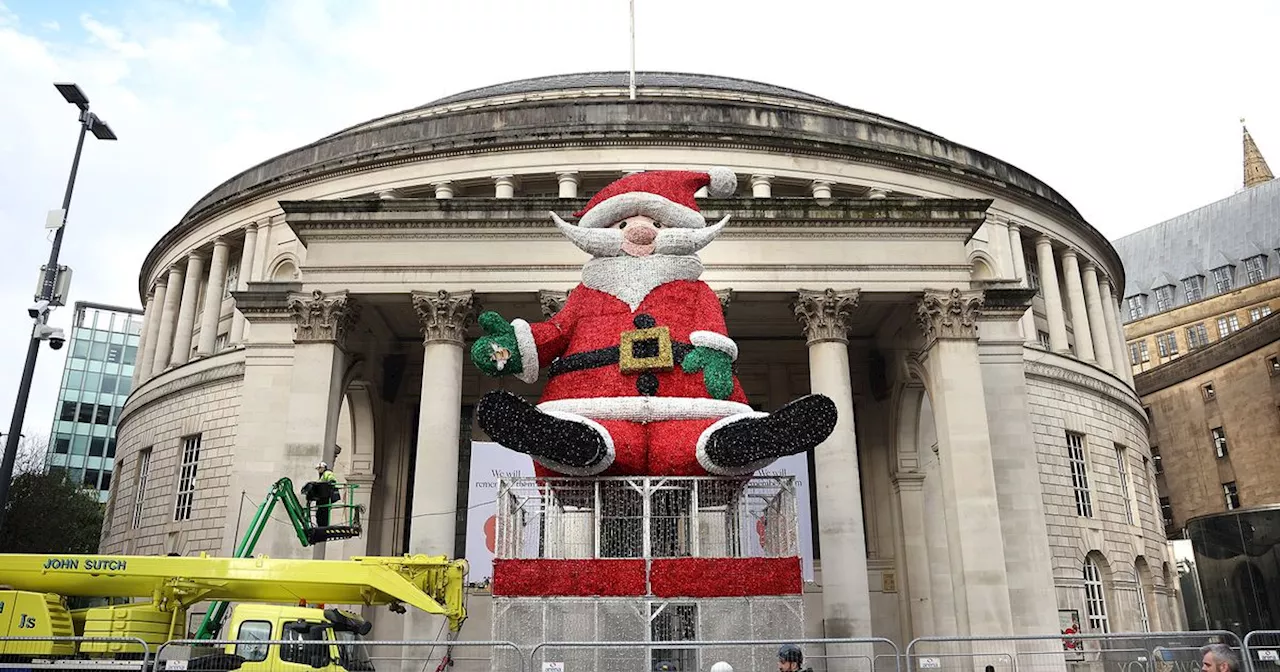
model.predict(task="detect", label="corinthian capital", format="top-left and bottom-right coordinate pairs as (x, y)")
top-left (794, 289), bottom-right (861, 345)
top-left (715, 288), bottom-right (735, 311)
top-left (412, 290), bottom-right (476, 345)
top-left (537, 289), bottom-right (569, 319)
top-left (288, 289), bottom-right (361, 346)
top-left (916, 288), bottom-right (983, 343)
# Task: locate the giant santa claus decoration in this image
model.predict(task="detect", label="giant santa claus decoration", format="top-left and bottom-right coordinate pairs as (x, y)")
top-left (470, 168), bottom-right (837, 478)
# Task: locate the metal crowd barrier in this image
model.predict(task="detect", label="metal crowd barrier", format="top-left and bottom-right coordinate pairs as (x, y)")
top-left (0, 636), bottom-right (151, 671)
top-left (906, 631), bottom-right (1244, 672)
top-left (155, 638), bottom-right (525, 672)
top-left (1242, 631), bottom-right (1280, 672)
top-left (528, 636), bottom-right (901, 672)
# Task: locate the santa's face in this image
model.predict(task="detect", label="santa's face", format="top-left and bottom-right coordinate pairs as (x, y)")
top-left (614, 214), bottom-right (661, 257)
top-left (549, 211), bottom-right (729, 259)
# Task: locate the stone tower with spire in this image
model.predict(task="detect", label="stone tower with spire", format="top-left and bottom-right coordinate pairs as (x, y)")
top-left (1243, 119), bottom-right (1275, 188)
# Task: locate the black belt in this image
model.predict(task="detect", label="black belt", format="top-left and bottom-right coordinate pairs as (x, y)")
top-left (548, 342), bottom-right (695, 378)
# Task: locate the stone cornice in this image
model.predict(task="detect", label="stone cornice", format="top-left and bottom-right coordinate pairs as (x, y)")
top-left (306, 263), bottom-right (975, 275)
top-left (1135, 312), bottom-right (1280, 396)
top-left (1025, 357), bottom-right (1144, 419)
top-left (977, 284), bottom-right (1037, 320)
top-left (230, 282), bottom-right (302, 322)
top-left (119, 358), bottom-right (245, 427)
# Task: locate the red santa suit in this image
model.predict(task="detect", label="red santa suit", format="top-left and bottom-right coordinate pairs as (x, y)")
top-left (510, 278), bottom-right (754, 477)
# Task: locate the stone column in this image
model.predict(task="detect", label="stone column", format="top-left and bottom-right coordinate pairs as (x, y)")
top-left (867, 187), bottom-right (889, 199)
top-left (1081, 263), bottom-right (1115, 371)
top-left (915, 289), bottom-right (1015, 635)
top-left (151, 264), bottom-right (185, 375)
top-left (409, 290), bottom-right (475, 555)
top-left (140, 278), bottom-right (168, 380)
top-left (1034, 236), bottom-right (1069, 353)
top-left (1007, 223), bottom-right (1038, 344)
top-left (230, 224), bottom-right (259, 345)
top-left (286, 289), bottom-right (361, 560)
top-left (557, 172), bottom-right (580, 198)
top-left (492, 175), bottom-right (515, 199)
top-left (750, 174), bottom-right (773, 198)
top-left (406, 290), bottom-right (474, 640)
top-left (169, 252), bottom-right (206, 368)
top-left (893, 468), bottom-right (933, 637)
top-left (132, 291), bottom-right (157, 386)
top-left (975, 288), bottom-right (1063, 647)
top-left (1099, 278), bottom-right (1131, 382)
top-left (793, 289), bottom-right (873, 640)
top-left (810, 180), bottom-right (833, 200)
top-left (432, 181), bottom-right (454, 199)
top-left (1060, 249), bottom-right (1095, 363)
top-left (1112, 298), bottom-right (1136, 387)
top-left (922, 445), bottom-right (958, 635)
top-left (253, 221), bottom-right (272, 281)
top-left (197, 239), bottom-right (231, 357)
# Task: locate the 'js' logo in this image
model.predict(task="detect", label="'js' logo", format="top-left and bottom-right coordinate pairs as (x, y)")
top-left (18, 615), bottom-right (36, 629)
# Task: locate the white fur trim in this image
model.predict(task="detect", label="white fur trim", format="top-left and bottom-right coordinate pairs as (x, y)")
top-left (581, 255), bottom-right (704, 310)
top-left (537, 397), bottom-right (753, 423)
top-left (696, 411), bottom-right (771, 476)
top-left (577, 192), bottom-right (707, 230)
top-left (510, 319), bottom-right (539, 384)
top-left (690, 330), bottom-right (738, 361)
top-left (707, 167), bottom-right (737, 198)
top-left (537, 409), bottom-right (615, 476)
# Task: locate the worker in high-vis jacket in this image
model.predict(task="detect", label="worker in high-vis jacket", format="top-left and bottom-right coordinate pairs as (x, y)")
top-left (306, 461), bottom-right (340, 528)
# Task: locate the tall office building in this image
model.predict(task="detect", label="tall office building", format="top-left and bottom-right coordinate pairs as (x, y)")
top-left (46, 301), bottom-right (144, 502)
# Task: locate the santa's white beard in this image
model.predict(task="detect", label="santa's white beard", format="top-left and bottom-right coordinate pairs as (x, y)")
top-left (581, 255), bottom-right (705, 309)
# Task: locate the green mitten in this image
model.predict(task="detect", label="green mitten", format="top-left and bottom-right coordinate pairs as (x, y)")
top-left (681, 346), bottom-right (734, 400)
top-left (470, 311), bottom-right (524, 377)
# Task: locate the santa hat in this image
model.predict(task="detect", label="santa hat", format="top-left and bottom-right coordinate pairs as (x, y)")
top-left (572, 168), bottom-right (737, 230)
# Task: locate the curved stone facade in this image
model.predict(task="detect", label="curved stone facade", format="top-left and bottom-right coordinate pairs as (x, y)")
top-left (104, 72), bottom-right (1173, 649)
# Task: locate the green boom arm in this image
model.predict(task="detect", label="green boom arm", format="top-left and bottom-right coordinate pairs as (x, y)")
top-left (194, 478), bottom-right (312, 639)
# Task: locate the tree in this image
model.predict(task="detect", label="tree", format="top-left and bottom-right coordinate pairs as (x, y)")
top-left (0, 435), bottom-right (104, 554)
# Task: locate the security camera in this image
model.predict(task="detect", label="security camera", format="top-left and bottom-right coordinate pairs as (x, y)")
top-left (35, 325), bottom-right (66, 350)
top-left (28, 300), bottom-right (50, 318)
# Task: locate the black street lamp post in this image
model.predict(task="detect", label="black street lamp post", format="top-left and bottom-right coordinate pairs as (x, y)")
top-left (0, 83), bottom-right (116, 531)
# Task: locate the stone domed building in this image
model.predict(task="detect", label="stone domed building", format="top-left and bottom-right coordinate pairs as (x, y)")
top-left (103, 72), bottom-right (1179, 661)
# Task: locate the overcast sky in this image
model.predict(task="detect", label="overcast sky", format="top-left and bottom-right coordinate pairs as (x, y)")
top-left (1, 0), bottom-right (1277, 446)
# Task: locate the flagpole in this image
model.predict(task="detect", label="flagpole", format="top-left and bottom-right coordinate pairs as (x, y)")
top-left (629, 0), bottom-right (637, 100)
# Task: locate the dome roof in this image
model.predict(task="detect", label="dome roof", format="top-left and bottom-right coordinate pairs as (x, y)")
top-left (426, 71), bottom-right (839, 107)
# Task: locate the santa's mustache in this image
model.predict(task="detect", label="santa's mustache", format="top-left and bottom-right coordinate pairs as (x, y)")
top-left (549, 212), bottom-right (729, 257)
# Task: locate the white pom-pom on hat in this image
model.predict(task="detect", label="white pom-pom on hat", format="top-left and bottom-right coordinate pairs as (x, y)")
top-left (706, 167), bottom-right (737, 198)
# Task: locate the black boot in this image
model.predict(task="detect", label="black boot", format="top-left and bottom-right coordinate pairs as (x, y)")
top-left (702, 394), bottom-right (838, 470)
top-left (476, 390), bottom-right (610, 471)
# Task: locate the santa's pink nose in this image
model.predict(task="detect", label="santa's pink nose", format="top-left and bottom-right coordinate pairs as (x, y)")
top-left (624, 224), bottom-right (657, 245)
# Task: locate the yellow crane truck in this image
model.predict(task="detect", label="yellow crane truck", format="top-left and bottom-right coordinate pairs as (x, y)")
top-left (0, 552), bottom-right (468, 671)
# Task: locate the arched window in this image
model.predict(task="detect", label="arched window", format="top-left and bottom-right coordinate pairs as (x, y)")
top-left (1083, 555), bottom-right (1110, 633)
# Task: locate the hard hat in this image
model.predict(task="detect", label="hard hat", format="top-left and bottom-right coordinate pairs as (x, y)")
top-left (710, 662), bottom-right (734, 672)
top-left (316, 461), bottom-right (328, 470)
top-left (778, 644), bottom-right (804, 663)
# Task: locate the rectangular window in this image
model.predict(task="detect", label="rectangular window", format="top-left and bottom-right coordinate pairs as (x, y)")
top-left (1224, 482), bottom-right (1241, 510)
top-left (1212, 266), bottom-right (1234, 293)
top-left (1067, 432), bottom-right (1093, 518)
top-left (1269, 355), bottom-right (1280, 377)
top-left (89, 437), bottom-right (105, 457)
top-left (1026, 253), bottom-right (1040, 295)
top-left (94, 404), bottom-right (111, 425)
top-left (1212, 427), bottom-right (1228, 458)
top-left (1126, 295), bottom-right (1145, 321)
top-left (131, 448), bottom-right (152, 529)
top-left (1184, 276), bottom-right (1205, 303)
top-left (1245, 256), bottom-right (1266, 284)
top-left (1152, 447), bottom-right (1163, 475)
top-left (1250, 305), bottom-right (1272, 322)
top-left (1217, 315), bottom-right (1241, 338)
top-left (1037, 330), bottom-right (1051, 349)
top-left (105, 343), bottom-right (122, 364)
top-left (1202, 382), bottom-right (1216, 401)
top-left (1187, 323), bottom-right (1210, 349)
top-left (1115, 445), bottom-right (1135, 525)
top-left (234, 621), bottom-right (272, 661)
top-left (59, 401), bottom-right (77, 422)
top-left (224, 264), bottom-right (240, 299)
top-left (1156, 332), bottom-right (1178, 358)
top-left (77, 403), bottom-right (94, 423)
top-left (1128, 341), bottom-right (1150, 365)
top-left (54, 435), bottom-right (71, 454)
top-left (174, 435), bottom-right (201, 522)
top-left (1160, 497), bottom-right (1174, 528)
top-left (1154, 286), bottom-right (1174, 312)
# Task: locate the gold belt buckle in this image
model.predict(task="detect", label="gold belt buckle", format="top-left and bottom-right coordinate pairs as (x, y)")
top-left (619, 326), bottom-right (674, 373)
